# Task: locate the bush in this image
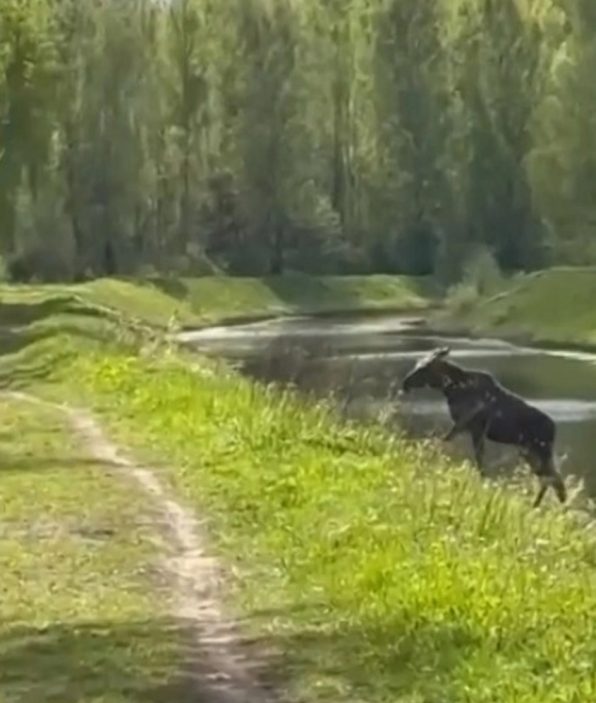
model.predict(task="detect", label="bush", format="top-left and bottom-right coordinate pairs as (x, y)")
top-left (446, 281), bottom-right (481, 314)
top-left (446, 246), bottom-right (504, 313)
top-left (463, 245), bottom-right (504, 296)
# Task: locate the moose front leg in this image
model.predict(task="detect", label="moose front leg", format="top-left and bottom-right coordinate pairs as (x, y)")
top-left (442, 401), bottom-right (486, 442)
top-left (472, 432), bottom-right (486, 472)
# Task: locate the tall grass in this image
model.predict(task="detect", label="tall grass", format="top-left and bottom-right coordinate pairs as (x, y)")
top-left (3, 278), bottom-right (596, 701)
top-left (66, 347), bottom-right (596, 703)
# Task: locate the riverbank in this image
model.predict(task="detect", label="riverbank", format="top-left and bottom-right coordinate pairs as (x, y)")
top-left (435, 267), bottom-right (596, 351)
top-left (0, 273), bottom-right (433, 331)
top-left (2, 279), bottom-right (596, 702)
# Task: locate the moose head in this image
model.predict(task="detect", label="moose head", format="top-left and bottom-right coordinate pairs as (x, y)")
top-left (401, 346), bottom-right (451, 393)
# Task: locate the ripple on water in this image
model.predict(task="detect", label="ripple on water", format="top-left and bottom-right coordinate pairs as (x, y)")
top-left (400, 397), bottom-right (596, 423)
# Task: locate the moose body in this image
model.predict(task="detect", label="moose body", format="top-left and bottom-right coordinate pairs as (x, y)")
top-left (402, 347), bottom-right (566, 507)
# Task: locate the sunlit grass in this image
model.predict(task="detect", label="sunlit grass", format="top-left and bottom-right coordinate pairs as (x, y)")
top-left (0, 272), bottom-right (434, 331)
top-left (0, 396), bottom-right (183, 702)
top-left (2, 277), bottom-right (596, 702)
top-left (439, 266), bottom-right (596, 348)
top-left (65, 349), bottom-right (596, 703)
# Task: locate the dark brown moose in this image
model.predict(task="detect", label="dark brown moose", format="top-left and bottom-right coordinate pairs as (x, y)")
top-left (401, 346), bottom-right (566, 508)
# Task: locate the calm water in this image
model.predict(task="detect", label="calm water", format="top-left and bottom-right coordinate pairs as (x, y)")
top-left (180, 314), bottom-right (596, 494)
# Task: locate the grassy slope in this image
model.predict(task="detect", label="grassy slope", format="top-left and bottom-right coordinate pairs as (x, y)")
top-left (0, 395), bottom-right (184, 702)
top-left (153, 273), bottom-right (434, 324)
top-left (75, 350), bottom-right (596, 703)
top-left (0, 273), bottom-right (433, 331)
top-left (438, 267), bottom-right (596, 348)
top-left (2, 277), bottom-right (596, 702)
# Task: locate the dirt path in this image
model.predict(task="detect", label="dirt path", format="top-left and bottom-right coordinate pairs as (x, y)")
top-left (7, 391), bottom-right (275, 703)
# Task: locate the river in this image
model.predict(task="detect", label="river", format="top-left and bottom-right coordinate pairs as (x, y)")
top-left (179, 313), bottom-right (596, 495)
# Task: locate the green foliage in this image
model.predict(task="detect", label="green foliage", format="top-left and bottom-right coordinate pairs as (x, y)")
top-left (463, 247), bottom-right (505, 296)
top-left (447, 245), bottom-right (505, 313)
top-left (0, 0), bottom-right (594, 282)
top-left (0, 274), bottom-right (432, 336)
top-left (446, 281), bottom-right (481, 316)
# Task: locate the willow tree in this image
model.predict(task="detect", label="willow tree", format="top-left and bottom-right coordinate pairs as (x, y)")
top-left (229, 0), bottom-right (300, 274)
top-left (3, 0), bottom-right (596, 281)
top-left (528, 0), bottom-right (596, 263)
top-left (368, 0), bottom-right (451, 274)
top-left (0, 0), bottom-right (57, 258)
top-left (451, 0), bottom-right (554, 271)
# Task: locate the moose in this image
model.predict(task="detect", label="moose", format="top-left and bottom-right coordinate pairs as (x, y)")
top-left (401, 346), bottom-right (567, 508)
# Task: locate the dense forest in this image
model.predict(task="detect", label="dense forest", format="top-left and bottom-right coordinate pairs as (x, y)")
top-left (0, 0), bottom-right (594, 282)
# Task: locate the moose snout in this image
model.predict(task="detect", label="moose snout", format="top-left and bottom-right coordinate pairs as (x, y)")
top-left (401, 375), bottom-right (413, 394)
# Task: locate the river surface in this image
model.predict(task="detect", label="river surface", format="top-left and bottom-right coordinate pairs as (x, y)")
top-left (180, 313), bottom-right (596, 495)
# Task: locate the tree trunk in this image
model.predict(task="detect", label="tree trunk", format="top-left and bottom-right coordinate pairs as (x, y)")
top-left (269, 225), bottom-right (284, 275)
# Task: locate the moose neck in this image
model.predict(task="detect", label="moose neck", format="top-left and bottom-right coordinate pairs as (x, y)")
top-left (437, 360), bottom-right (469, 399)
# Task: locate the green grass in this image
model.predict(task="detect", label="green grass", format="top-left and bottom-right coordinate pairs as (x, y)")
top-left (2, 276), bottom-right (596, 702)
top-left (152, 272), bottom-right (434, 324)
top-left (437, 266), bottom-right (596, 349)
top-left (0, 273), bottom-right (433, 331)
top-left (61, 349), bottom-right (596, 703)
top-left (0, 395), bottom-right (186, 702)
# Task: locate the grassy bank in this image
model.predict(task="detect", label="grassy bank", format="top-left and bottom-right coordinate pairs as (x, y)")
top-left (0, 272), bottom-right (433, 331)
top-left (74, 348), bottom-right (596, 703)
top-left (437, 267), bottom-right (596, 349)
top-left (2, 279), bottom-right (596, 702)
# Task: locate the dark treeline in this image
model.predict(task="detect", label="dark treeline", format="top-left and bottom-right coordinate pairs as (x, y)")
top-left (0, 0), bottom-right (593, 282)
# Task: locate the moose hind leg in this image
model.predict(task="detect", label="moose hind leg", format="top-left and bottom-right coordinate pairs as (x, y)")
top-left (547, 462), bottom-right (567, 504)
top-left (530, 447), bottom-right (566, 507)
top-left (533, 481), bottom-right (548, 508)
top-left (519, 450), bottom-right (545, 506)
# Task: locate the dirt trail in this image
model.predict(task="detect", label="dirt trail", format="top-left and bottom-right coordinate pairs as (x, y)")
top-left (7, 391), bottom-right (275, 703)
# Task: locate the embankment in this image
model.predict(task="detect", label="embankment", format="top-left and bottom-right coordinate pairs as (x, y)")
top-left (435, 267), bottom-right (596, 351)
top-left (0, 273), bottom-right (432, 330)
top-left (1, 275), bottom-right (596, 703)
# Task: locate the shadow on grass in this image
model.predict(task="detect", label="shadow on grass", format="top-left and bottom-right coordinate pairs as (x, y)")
top-left (0, 320), bottom-right (115, 355)
top-left (0, 454), bottom-right (123, 473)
top-left (264, 274), bottom-right (359, 313)
top-left (0, 296), bottom-right (111, 327)
top-left (0, 617), bottom-right (283, 703)
top-left (0, 608), bottom-right (481, 702)
top-left (0, 346), bottom-right (73, 390)
top-left (263, 274), bottom-right (436, 317)
top-left (245, 607), bottom-right (480, 700)
top-left (0, 619), bottom-right (199, 703)
top-left (147, 276), bottom-right (190, 302)
top-left (0, 361), bottom-right (64, 390)
top-left (0, 319), bottom-right (122, 389)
